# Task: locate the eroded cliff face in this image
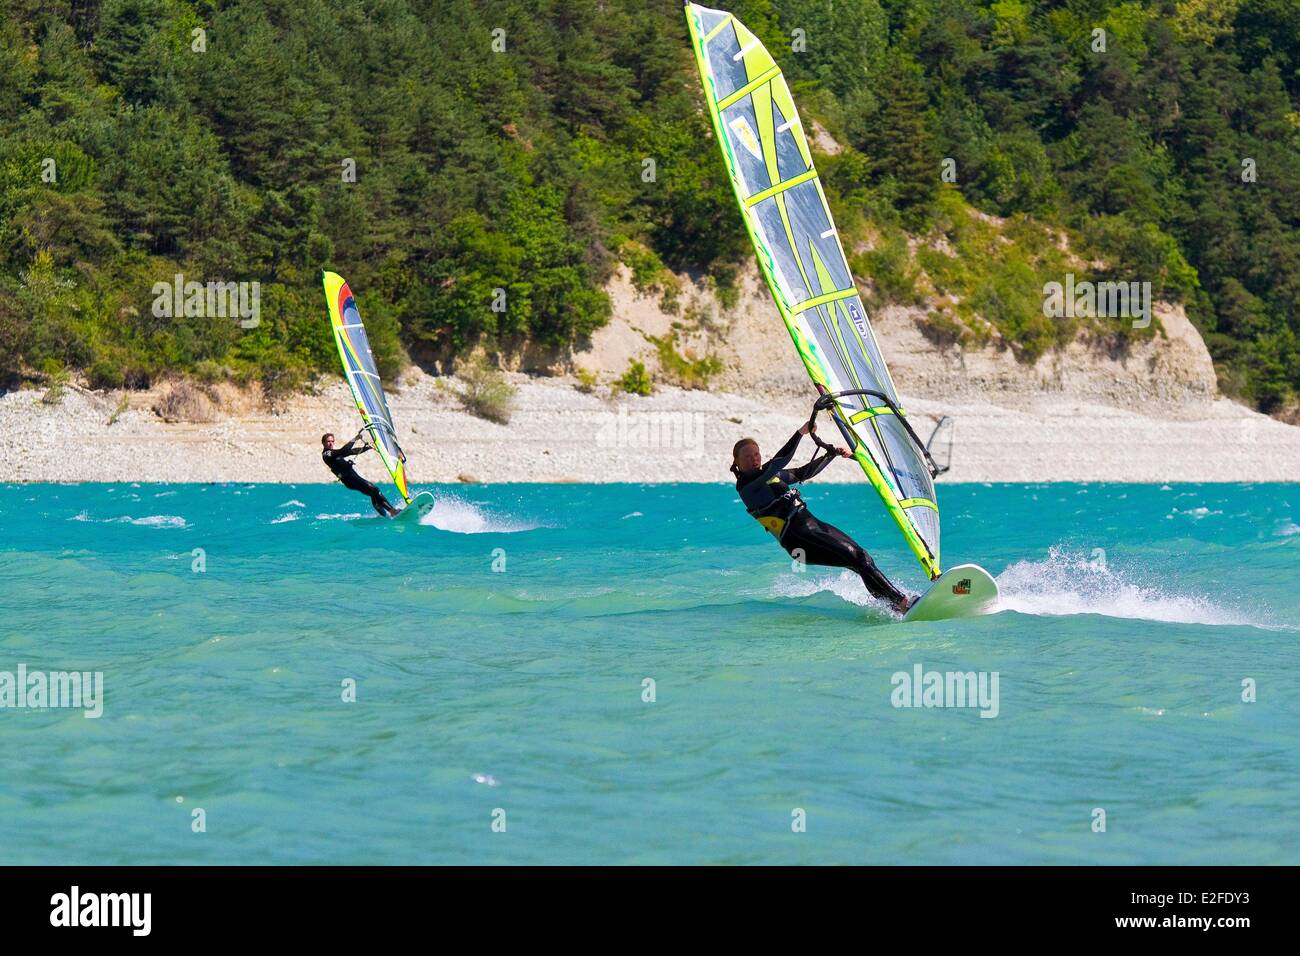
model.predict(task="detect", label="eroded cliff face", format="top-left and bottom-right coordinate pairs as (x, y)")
top-left (570, 264), bottom-right (1220, 415)
top-left (871, 300), bottom-right (1219, 412)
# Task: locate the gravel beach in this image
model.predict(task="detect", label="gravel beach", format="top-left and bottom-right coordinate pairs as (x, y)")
top-left (3, 370), bottom-right (1298, 485)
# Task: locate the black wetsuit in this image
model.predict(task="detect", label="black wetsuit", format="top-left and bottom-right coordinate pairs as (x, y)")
top-left (322, 438), bottom-right (397, 516)
top-left (734, 430), bottom-right (906, 606)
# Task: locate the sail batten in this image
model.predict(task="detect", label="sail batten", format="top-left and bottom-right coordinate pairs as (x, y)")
top-left (685, 2), bottom-right (941, 579)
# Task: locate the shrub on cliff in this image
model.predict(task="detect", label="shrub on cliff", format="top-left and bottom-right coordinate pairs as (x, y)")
top-left (458, 361), bottom-right (516, 426)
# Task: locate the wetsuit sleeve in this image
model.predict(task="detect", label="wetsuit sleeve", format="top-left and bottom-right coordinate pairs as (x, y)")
top-left (753, 431), bottom-right (803, 484)
top-left (784, 449), bottom-right (837, 484)
top-left (336, 438), bottom-right (369, 458)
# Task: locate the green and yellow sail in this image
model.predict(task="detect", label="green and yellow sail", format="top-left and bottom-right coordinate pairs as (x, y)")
top-left (322, 271), bottom-right (411, 503)
top-left (685, 2), bottom-right (941, 579)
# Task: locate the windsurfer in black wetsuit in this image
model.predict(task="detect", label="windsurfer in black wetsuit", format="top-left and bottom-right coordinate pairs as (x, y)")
top-left (321, 431), bottom-right (399, 517)
top-left (731, 423), bottom-right (913, 614)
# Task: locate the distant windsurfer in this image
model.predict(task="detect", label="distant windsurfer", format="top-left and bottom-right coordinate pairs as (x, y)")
top-left (321, 431), bottom-right (399, 517)
top-left (731, 424), bottom-right (913, 614)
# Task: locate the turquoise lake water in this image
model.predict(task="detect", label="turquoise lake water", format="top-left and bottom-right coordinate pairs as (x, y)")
top-left (0, 481), bottom-right (1296, 864)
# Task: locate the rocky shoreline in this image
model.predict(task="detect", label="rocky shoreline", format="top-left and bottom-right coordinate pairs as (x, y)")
top-left (5, 264), bottom-right (1297, 486)
top-left (3, 370), bottom-right (1298, 485)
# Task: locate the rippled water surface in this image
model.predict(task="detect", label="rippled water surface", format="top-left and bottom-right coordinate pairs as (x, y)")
top-left (0, 481), bottom-right (1295, 864)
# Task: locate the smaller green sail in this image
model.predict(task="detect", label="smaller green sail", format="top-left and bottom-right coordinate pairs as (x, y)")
top-left (321, 271), bottom-right (410, 503)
